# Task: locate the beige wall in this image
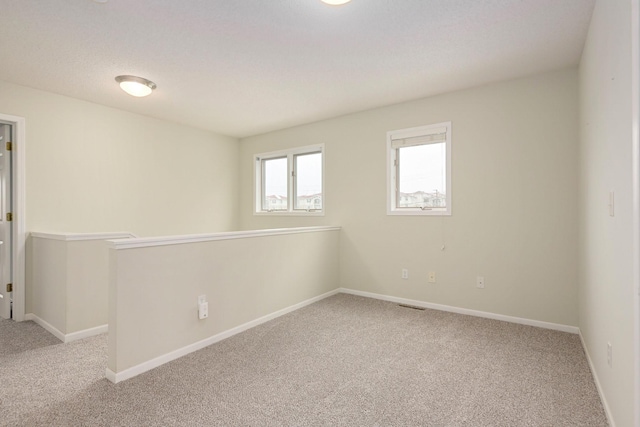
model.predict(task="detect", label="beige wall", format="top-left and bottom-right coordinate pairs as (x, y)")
top-left (30, 237), bottom-right (67, 333)
top-left (30, 233), bottom-right (134, 337)
top-left (579, 0), bottom-right (636, 425)
top-left (240, 69), bottom-right (580, 327)
top-left (0, 80), bottom-right (240, 237)
top-left (66, 239), bottom-right (112, 332)
top-left (108, 228), bottom-right (340, 376)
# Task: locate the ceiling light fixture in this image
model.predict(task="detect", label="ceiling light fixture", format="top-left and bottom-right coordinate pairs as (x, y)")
top-left (115, 75), bottom-right (157, 97)
top-left (321, 0), bottom-right (351, 5)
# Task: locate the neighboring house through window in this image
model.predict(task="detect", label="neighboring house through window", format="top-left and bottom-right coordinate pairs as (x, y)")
top-left (387, 122), bottom-right (451, 216)
top-left (255, 144), bottom-right (324, 215)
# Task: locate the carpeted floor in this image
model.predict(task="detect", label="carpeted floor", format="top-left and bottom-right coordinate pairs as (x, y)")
top-left (0, 294), bottom-right (608, 426)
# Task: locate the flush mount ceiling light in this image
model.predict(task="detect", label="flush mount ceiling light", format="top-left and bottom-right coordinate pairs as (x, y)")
top-left (321, 0), bottom-right (351, 5)
top-left (115, 75), bottom-right (157, 97)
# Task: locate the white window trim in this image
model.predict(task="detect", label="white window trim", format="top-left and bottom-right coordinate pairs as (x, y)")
top-left (387, 122), bottom-right (452, 216)
top-left (254, 144), bottom-right (325, 216)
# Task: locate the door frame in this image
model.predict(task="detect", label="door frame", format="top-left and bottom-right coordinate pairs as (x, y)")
top-left (632, 0), bottom-right (640, 424)
top-left (0, 113), bottom-right (25, 321)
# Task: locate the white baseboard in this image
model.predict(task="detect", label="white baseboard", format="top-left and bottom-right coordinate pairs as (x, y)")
top-left (579, 331), bottom-right (616, 427)
top-left (25, 313), bottom-right (107, 343)
top-left (25, 313), bottom-right (65, 342)
top-left (106, 288), bottom-right (341, 383)
top-left (339, 288), bottom-right (580, 334)
top-left (107, 287), bottom-right (581, 384)
top-left (65, 324), bottom-right (108, 342)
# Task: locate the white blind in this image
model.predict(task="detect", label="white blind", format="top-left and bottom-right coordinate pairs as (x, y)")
top-left (390, 128), bottom-right (447, 149)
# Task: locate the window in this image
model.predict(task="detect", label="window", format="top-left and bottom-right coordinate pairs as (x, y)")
top-left (387, 122), bottom-right (451, 215)
top-left (262, 157), bottom-right (288, 211)
top-left (255, 145), bottom-right (324, 215)
top-left (293, 151), bottom-right (322, 210)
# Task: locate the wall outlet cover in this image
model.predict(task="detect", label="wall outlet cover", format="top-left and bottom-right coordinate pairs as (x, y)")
top-left (198, 301), bottom-right (209, 320)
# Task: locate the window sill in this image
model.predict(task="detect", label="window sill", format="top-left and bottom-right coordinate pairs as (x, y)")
top-left (254, 211), bottom-right (325, 217)
top-left (387, 209), bottom-right (451, 216)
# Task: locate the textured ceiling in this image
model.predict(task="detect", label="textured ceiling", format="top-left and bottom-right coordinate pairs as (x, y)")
top-left (0, 0), bottom-right (595, 138)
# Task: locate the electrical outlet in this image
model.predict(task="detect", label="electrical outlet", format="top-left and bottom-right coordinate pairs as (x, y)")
top-left (607, 342), bottom-right (612, 367)
top-left (428, 271), bottom-right (436, 283)
top-left (476, 276), bottom-right (485, 289)
top-left (401, 269), bottom-right (409, 280)
top-left (198, 301), bottom-right (209, 320)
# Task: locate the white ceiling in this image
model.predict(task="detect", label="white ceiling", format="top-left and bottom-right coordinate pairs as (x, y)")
top-left (0, 0), bottom-right (595, 138)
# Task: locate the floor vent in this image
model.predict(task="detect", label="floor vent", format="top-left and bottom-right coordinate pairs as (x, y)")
top-left (398, 304), bottom-right (426, 311)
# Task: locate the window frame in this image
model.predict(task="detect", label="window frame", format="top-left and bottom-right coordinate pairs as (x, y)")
top-left (254, 144), bottom-right (325, 216)
top-left (387, 122), bottom-right (452, 216)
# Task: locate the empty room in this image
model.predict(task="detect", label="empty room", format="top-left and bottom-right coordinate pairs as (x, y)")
top-left (0, 0), bottom-right (639, 426)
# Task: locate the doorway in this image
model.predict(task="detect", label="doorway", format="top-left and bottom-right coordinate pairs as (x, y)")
top-left (0, 113), bottom-right (25, 321)
top-left (0, 122), bottom-right (12, 320)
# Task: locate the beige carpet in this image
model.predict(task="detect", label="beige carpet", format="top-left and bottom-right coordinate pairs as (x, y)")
top-left (0, 294), bottom-right (608, 426)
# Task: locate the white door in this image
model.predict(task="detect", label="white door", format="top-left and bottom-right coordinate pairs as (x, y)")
top-left (0, 123), bottom-right (12, 319)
